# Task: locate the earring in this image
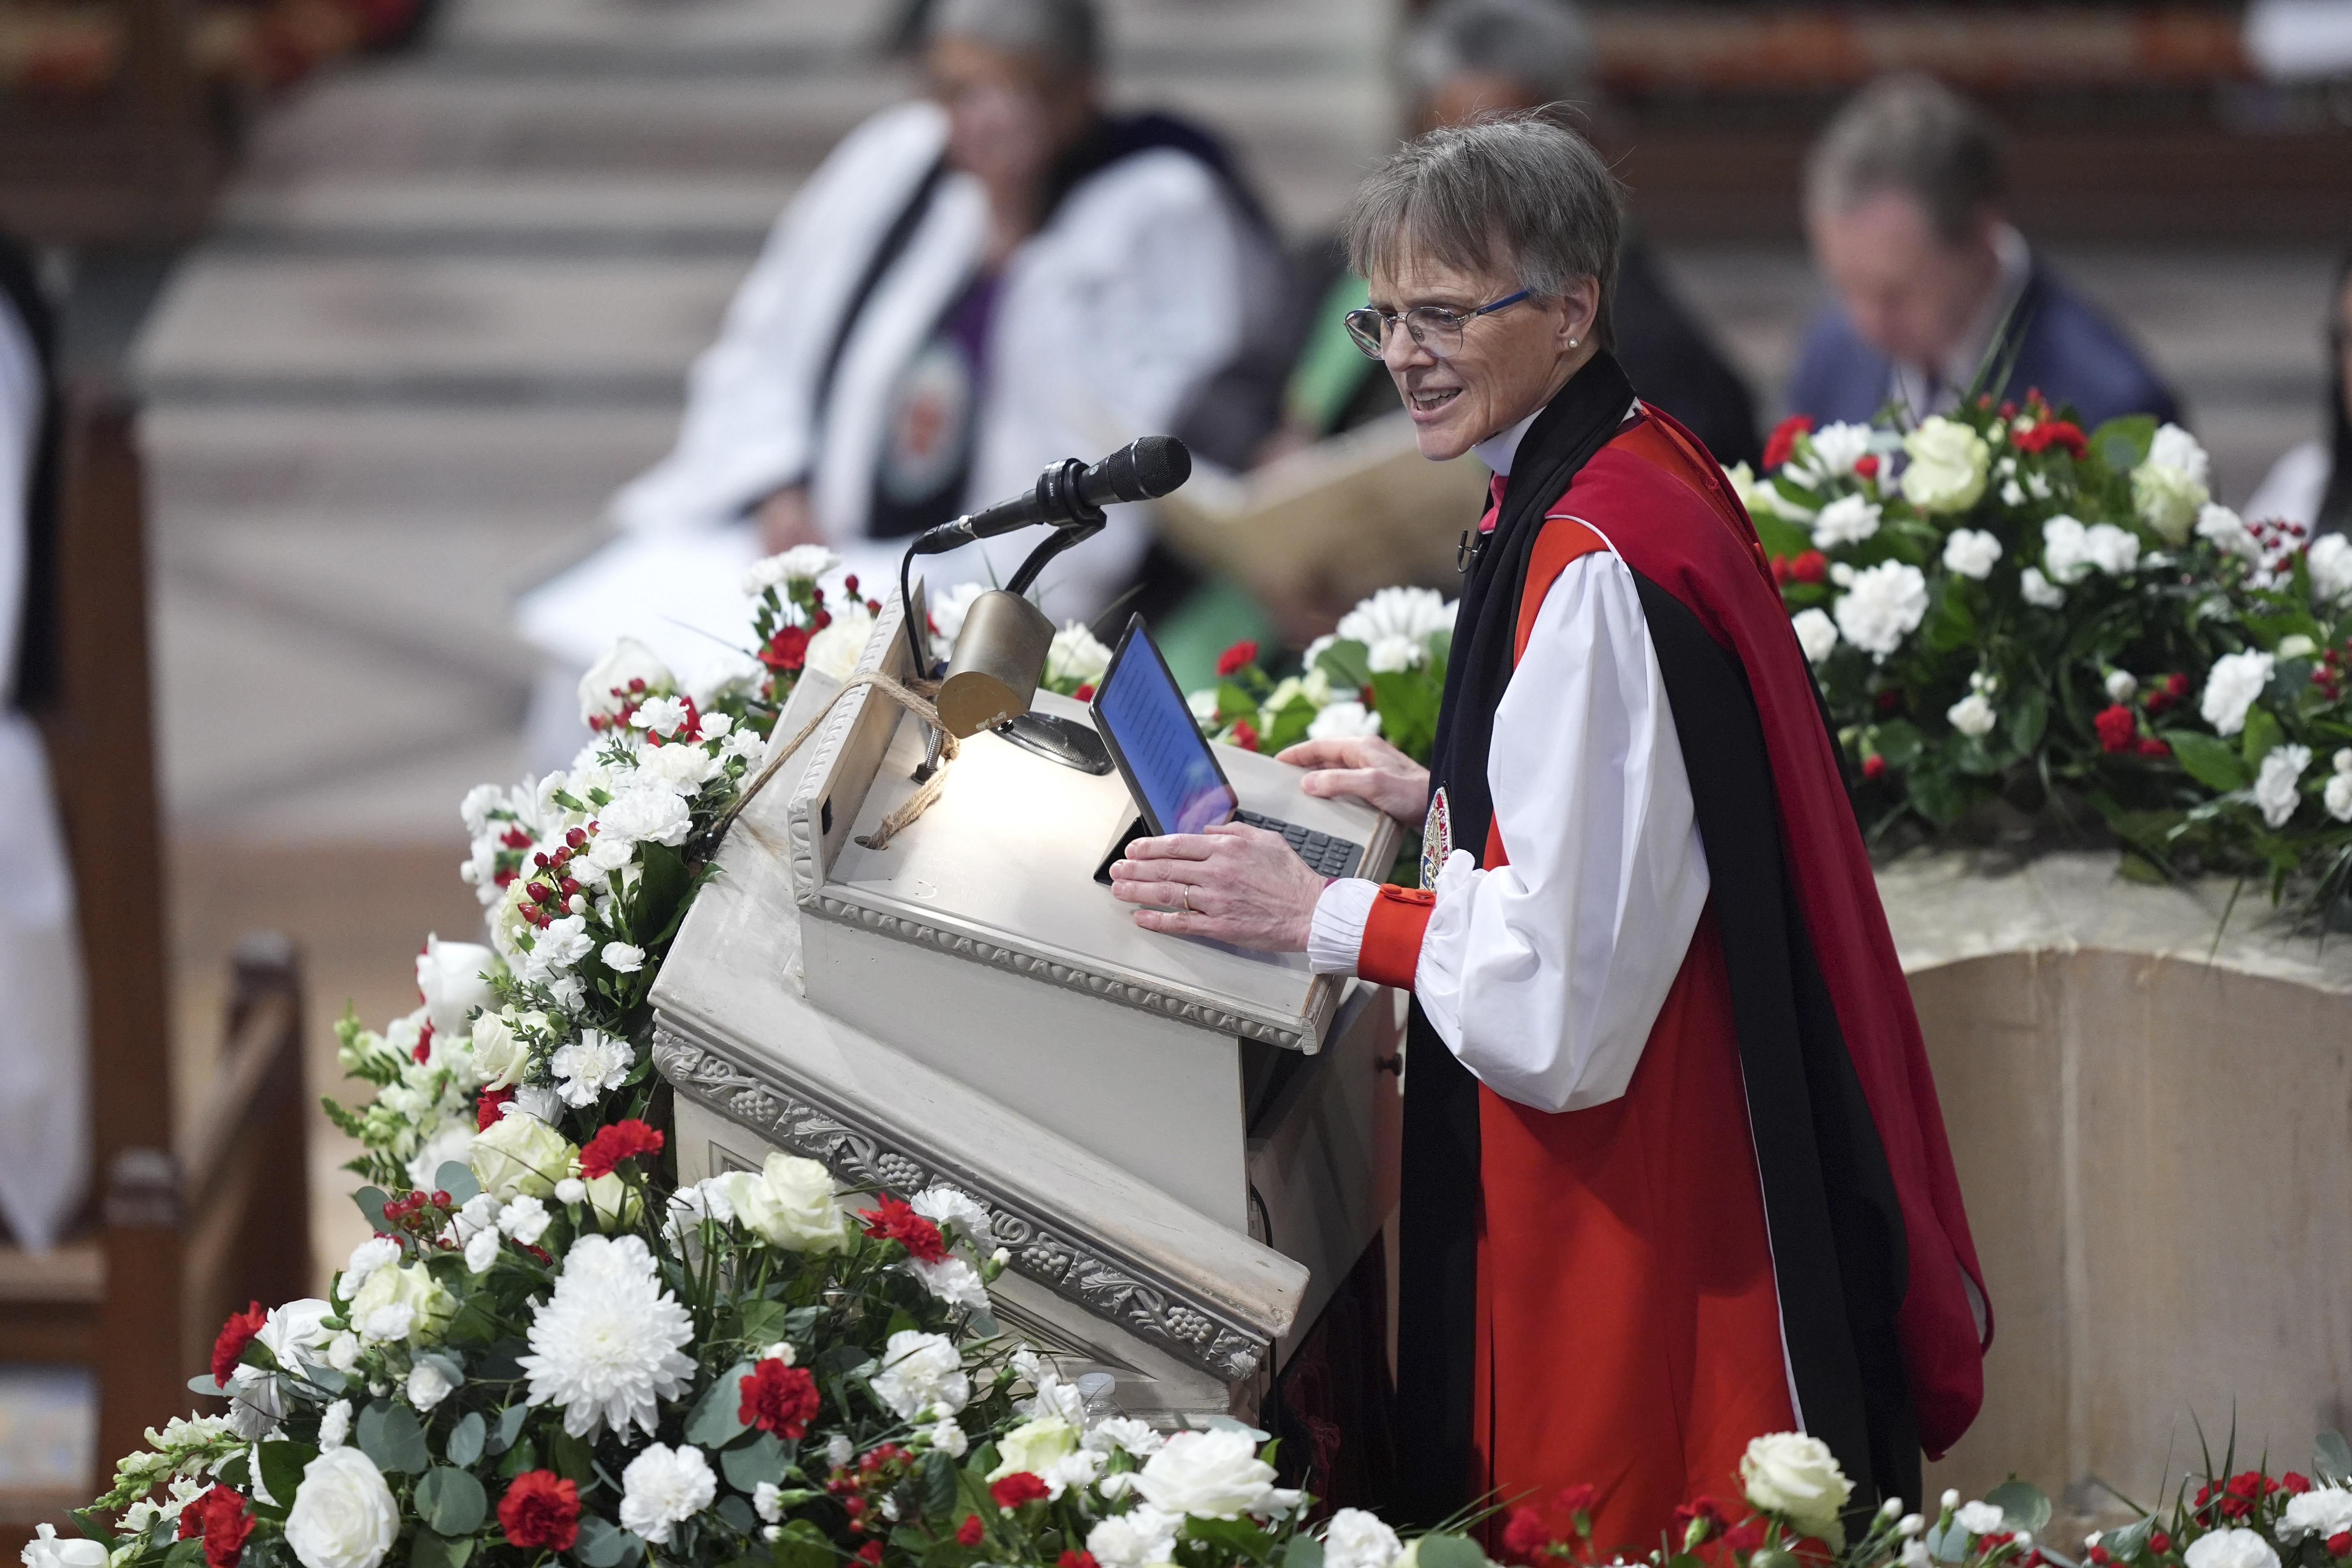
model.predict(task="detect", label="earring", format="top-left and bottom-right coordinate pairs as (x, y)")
top-left (1568, 337), bottom-right (1579, 348)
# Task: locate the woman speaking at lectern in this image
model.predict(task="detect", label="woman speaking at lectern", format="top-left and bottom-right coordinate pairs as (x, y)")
top-left (1108, 117), bottom-right (1991, 1548)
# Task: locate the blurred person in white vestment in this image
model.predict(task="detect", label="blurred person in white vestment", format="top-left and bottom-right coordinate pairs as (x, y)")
top-left (515, 0), bottom-right (1275, 765)
top-left (0, 236), bottom-right (89, 1253)
top-left (2245, 256), bottom-right (2351, 536)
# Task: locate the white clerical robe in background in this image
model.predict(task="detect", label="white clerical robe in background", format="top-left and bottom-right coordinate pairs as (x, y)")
top-left (515, 101), bottom-right (1272, 763)
top-left (0, 282), bottom-right (88, 1252)
top-left (1307, 415), bottom-right (1711, 1115)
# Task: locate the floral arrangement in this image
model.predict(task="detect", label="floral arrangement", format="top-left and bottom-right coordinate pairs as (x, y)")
top-left (1187, 587), bottom-right (1454, 764)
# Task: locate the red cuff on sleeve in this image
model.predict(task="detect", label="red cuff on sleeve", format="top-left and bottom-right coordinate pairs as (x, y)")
top-left (1358, 884), bottom-right (1436, 990)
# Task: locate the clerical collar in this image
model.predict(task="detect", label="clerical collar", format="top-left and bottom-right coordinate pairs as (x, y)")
top-left (1473, 408), bottom-right (1543, 476)
top-left (1891, 223), bottom-right (2031, 423)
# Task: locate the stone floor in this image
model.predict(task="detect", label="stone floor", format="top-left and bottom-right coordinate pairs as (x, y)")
top-left (125, 0), bottom-right (2346, 1286)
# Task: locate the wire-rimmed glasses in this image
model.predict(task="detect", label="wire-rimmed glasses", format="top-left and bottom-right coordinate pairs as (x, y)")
top-left (1342, 289), bottom-right (1531, 360)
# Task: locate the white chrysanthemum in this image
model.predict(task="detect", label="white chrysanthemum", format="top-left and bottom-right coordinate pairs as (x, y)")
top-left (618, 1443), bottom-right (716, 1545)
top-left (869, 1330), bottom-right (969, 1420)
top-left (1831, 561), bottom-right (1928, 659)
top-left (1338, 586), bottom-right (1452, 647)
top-left (550, 1029), bottom-right (633, 1108)
top-left (519, 1234), bottom-right (696, 1439)
top-left (743, 546), bottom-right (842, 596)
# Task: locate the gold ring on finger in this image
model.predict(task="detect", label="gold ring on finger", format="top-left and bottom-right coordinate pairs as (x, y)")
top-left (1180, 887), bottom-right (1194, 914)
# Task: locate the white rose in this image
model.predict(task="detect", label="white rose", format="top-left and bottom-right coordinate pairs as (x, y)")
top-left (1811, 492), bottom-right (1882, 548)
top-left (1133, 1428), bottom-right (1278, 1519)
top-left (405, 1359), bottom-right (457, 1412)
top-left (618, 1443), bottom-right (717, 1546)
top-left (348, 1261), bottom-right (454, 1348)
top-left (469, 1113), bottom-right (575, 1202)
top-left (989, 1417), bottom-right (1081, 1484)
top-left (1941, 528), bottom-right (2003, 580)
top-left (2184, 1530), bottom-right (2281, 1568)
top-left (1900, 417), bottom-right (1991, 514)
top-left (1955, 1502), bottom-right (2007, 1536)
top-left (1788, 607), bottom-right (1838, 666)
top-left (1832, 561), bottom-right (1929, 659)
top-left (807, 609), bottom-right (877, 682)
top-left (598, 784), bottom-right (692, 848)
top-left (2105, 669), bottom-right (2139, 703)
top-left (869, 1330), bottom-right (969, 1420)
top-left (1046, 621), bottom-right (1115, 687)
top-left (464, 1011), bottom-right (527, 1092)
top-left (2134, 424), bottom-right (2212, 544)
top-left (1946, 693), bottom-right (1997, 738)
top-left (2020, 566), bottom-right (2066, 609)
top-left (1088, 1506), bottom-right (1182, 1568)
top-left (283, 1446), bottom-right (399, 1568)
top-left (2255, 744), bottom-right (2311, 828)
top-left (2200, 650), bottom-right (2275, 737)
top-left (578, 637), bottom-right (675, 725)
top-left (1324, 1508), bottom-right (1404, 1568)
top-left (2328, 772), bottom-right (2352, 823)
top-left (2282, 1489), bottom-right (2352, 1543)
top-left (415, 936), bottom-right (496, 1039)
top-left (1739, 1431), bottom-right (1853, 1546)
top-left (724, 1153), bottom-right (847, 1252)
top-left (2309, 534), bottom-right (2352, 605)
top-left (1307, 701), bottom-right (1383, 740)
top-left (22, 1524), bottom-right (107, 1568)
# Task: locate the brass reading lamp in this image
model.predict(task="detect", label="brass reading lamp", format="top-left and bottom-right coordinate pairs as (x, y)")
top-left (896, 435), bottom-right (1192, 771)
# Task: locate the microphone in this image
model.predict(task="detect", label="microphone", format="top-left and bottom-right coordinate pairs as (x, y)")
top-left (909, 436), bottom-right (1191, 555)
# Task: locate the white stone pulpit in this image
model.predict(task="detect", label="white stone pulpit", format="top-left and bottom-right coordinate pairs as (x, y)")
top-left (651, 591), bottom-right (1403, 1423)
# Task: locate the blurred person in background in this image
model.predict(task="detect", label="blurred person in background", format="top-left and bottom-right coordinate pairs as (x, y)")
top-left (0, 233), bottom-right (88, 1255)
top-left (2244, 256), bottom-right (2351, 536)
top-left (1789, 74), bottom-right (2179, 432)
top-left (1179, 0), bottom-right (1761, 477)
top-left (516, 0), bottom-right (1274, 761)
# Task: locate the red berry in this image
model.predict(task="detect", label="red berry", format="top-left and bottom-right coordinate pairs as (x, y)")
top-left (566, 828), bottom-right (586, 847)
top-left (844, 574), bottom-right (860, 594)
top-left (628, 678), bottom-right (646, 692)
top-left (560, 878), bottom-right (579, 896)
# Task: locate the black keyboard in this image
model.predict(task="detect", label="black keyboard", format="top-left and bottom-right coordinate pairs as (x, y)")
top-left (1234, 809), bottom-right (1364, 879)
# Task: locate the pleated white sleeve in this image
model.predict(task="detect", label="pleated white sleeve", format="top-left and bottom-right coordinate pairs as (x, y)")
top-left (1307, 546), bottom-right (1710, 1113)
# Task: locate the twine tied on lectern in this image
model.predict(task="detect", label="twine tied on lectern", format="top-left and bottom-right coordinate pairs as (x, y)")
top-left (714, 670), bottom-right (960, 852)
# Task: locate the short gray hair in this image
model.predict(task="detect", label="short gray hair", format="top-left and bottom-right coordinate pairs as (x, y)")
top-left (1403, 0), bottom-right (1593, 107)
top-left (1343, 113), bottom-right (1623, 349)
top-left (1804, 74), bottom-right (2006, 246)
top-left (929, 0), bottom-right (1099, 73)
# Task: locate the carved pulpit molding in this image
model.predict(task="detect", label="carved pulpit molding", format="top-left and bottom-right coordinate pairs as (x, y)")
top-left (652, 1023), bottom-right (1272, 1383)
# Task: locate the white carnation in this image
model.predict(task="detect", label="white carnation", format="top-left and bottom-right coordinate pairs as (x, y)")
top-left (282, 1447), bottom-right (399, 1568)
top-left (1307, 701), bottom-right (1382, 740)
top-left (618, 1443), bottom-right (716, 1545)
top-left (522, 914), bottom-right (591, 982)
top-left (634, 738), bottom-right (719, 795)
top-left (598, 784), bottom-right (692, 848)
top-left (1811, 492), bottom-right (1881, 548)
top-left (2328, 771), bottom-right (2352, 823)
top-left (2105, 669), bottom-right (2139, 703)
top-left (2200, 651), bottom-right (2275, 737)
top-left (1801, 421), bottom-right (1875, 480)
top-left (1941, 528), bottom-right (2003, 580)
top-left (1046, 621), bottom-right (1115, 687)
top-left (2281, 1488), bottom-right (2352, 1543)
top-left (1083, 1417), bottom-right (1166, 1459)
top-left (1089, 1507), bottom-right (1182, 1568)
top-left (1955, 1502), bottom-right (2007, 1536)
top-left (339, 1238), bottom-right (399, 1302)
top-left (1832, 561), bottom-right (1929, 659)
top-left (2021, 566), bottom-right (2066, 609)
top-left (743, 546), bottom-right (842, 596)
top-left (1946, 693), bottom-right (1997, 738)
top-left (405, 1360), bottom-right (457, 1413)
top-left (929, 581), bottom-right (988, 649)
top-left (1791, 608), bottom-right (1839, 665)
top-left (870, 1330), bottom-right (969, 1420)
top-left (1324, 1509), bottom-right (1404, 1568)
top-left (2043, 515), bottom-right (2138, 583)
top-left (2197, 503), bottom-right (2260, 562)
top-left (22, 1524), bottom-right (106, 1568)
top-left (906, 1255), bottom-right (989, 1309)
top-left (2184, 1530), bottom-right (2280, 1568)
top-left (1337, 585), bottom-right (1451, 646)
top-left (2255, 744), bottom-right (2311, 828)
top-left (926, 1418), bottom-right (969, 1458)
top-left (550, 1028), bottom-right (633, 1107)
top-left (601, 942), bottom-right (645, 974)
top-left (578, 638), bottom-right (674, 725)
top-left (2309, 534), bottom-right (2352, 605)
top-left (519, 1233), bottom-right (697, 1439)
top-left (317, 1399), bottom-right (352, 1452)
top-left (910, 1186), bottom-right (995, 1252)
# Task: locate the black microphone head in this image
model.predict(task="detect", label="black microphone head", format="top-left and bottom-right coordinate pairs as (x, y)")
top-left (1084, 435), bottom-right (1192, 509)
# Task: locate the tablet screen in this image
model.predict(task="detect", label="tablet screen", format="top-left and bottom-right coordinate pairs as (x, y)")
top-left (1093, 617), bottom-right (1237, 836)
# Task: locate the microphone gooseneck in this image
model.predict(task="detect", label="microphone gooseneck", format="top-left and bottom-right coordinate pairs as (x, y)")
top-left (907, 436), bottom-right (1192, 557)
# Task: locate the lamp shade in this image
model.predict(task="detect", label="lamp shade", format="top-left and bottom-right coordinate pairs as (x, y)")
top-left (935, 589), bottom-right (1055, 738)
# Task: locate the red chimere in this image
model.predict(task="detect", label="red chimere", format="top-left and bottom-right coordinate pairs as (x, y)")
top-left (179, 1485), bottom-right (253, 1568)
top-left (989, 1473), bottom-right (1050, 1510)
top-left (1216, 640), bottom-right (1259, 677)
top-left (579, 1120), bottom-right (665, 1179)
top-left (1762, 413), bottom-right (1814, 472)
top-left (210, 1302), bottom-right (268, 1384)
top-left (499, 1471), bottom-right (581, 1551)
top-left (957, 1515), bottom-right (985, 1546)
top-left (859, 1195), bottom-right (949, 1263)
top-left (738, 1360), bottom-right (821, 1439)
top-left (2094, 704), bottom-right (2140, 753)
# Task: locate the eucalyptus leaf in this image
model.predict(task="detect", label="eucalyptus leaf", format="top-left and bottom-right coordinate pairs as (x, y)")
top-left (550, 1425), bottom-right (595, 1485)
top-left (716, 1496), bottom-right (756, 1535)
top-left (722, 1433), bottom-right (792, 1492)
top-left (358, 1400), bottom-right (429, 1475)
top-left (444, 1411), bottom-right (487, 1469)
top-left (433, 1162), bottom-right (481, 1206)
top-left (487, 1403), bottom-right (530, 1456)
top-left (1411, 1535), bottom-right (1490, 1568)
top-left (416, 1466), bottom-right (488, 1538)
top-left (1283, 1536), bottom-right (1327, 1568)
top-left (686, 1361), bottom-right (755, 1449)
top-left (574, 1519), bottom-right (632, 1568)
top-left (1987, 1480), bottom-right (2052, 1536)
top-left (411, 1531), bottom-right (475, 1568)
top-left (187, 1375), bottom-right (228, 1398)
top-left (2318, 1432), bottom-right (2352, 1486)
top-left (355, 1187), bottom-right (392, 1235)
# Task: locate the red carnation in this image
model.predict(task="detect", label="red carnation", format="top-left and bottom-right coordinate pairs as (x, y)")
top-left (1216, 640), bottom-right (1259, 677)
top-left (499, 1471), bottom-right (581, 1552)
top-left (2326, 1533), bottom-right (2349, 1559)
top-left (1724, 1519), bottom-right (1767, 1554)
top-left (1230, 720), bottom-right (1260, 752)
top-left (476, 1088), bottom-right (514, 1130)
top-left (1762, 413), bottom-right (1813, 472)
top-left (1073, 683), bottom-right (1095, 702)
top-left (1555, 1485), bottom-right (1596, 1524)
top-left (1501, 1506), bottom-right (1556, 1561)
top-left (413, 1019), bottom-right (435, 1065)
top-left (762, 624), bottom-right (811, 672)
top-left (738, 1359), bottom-right (821, 1439)
top-left (2014, 420), bottom-right (2087, 458)
top-left (1862, 754), bottom-right (1887, 780)
top-left (2287, 1473), bottom-right (2313, 1495)
top-left (1790, 550), bottom-right (1828, 584)
top-left (1059, 1554), bottom-right (1101, 1568)
top-left (2094, 704), bottom-right (2139, 753)
top-left (579, 1119), bottom-right (665, 1179)
top-left (859, 1195), bottom-right (949, 1263)
top-left (210, 1302), bottom-right (268, 1384)
top-left (990, 1473), bottom-right (1050, 1510)
top-left (1770, 554), bottom-right (1792, 586)
top-left (1854, 454), bottom-right (1881, 479)
top-left (957, 1515), bottom-right (986, 1547)
top-left (2137, 736), bottom-right (2170, 757)
top-left (179, 1485), bottom-right (252, 1568)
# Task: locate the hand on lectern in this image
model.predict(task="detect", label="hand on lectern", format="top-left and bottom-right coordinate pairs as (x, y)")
top-left (1276, 735), bottom-right (1430, 826)
top-left (1108, 823), bottom-right (1327, 951)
